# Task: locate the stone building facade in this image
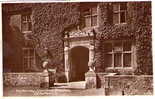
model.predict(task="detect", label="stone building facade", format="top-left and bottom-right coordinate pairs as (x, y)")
top-left (2, 2), bottom-right (153, 95)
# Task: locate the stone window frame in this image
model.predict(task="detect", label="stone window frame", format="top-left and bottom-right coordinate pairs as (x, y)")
top-left (22, 47), bottom-right (36, 72)
top-left (83, 4), bottom-right (99, 28)
top-left (21, 10), bottom-right (36, 72)
top-left (21, 13), bottom-right (32, 33)
top-left (113, 2), bottom-right (127, 25)
top-left (104, 40), bottom-right (135, 70)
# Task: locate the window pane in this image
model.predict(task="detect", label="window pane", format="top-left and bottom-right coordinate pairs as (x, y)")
top-left (30, 57), bottom-right (34, 67)
top-left (114, 42), bottom-right (122, 52)
top-left (85, 17), bottom-right (91, 27)
top-left (22, 23), bottom-right (29, 31)
top-left (113, 13), bottom-right (119, 24)
top-left (113, 4), bottom-right (119, 12)
top-left (92, 16), bottom-right (97, 26)
top-left (27, 57), bottom-right (31, 69)
top-left (27, 15), bottom-right (31, 22)
top-left (84, 8), bottom-right (91, 16)
top-left (30, 48), bottom-right (34, 53)
top-left (123, 53), bottom-right (131, 67)
top-left (105, 43), bottom-right (112, 52)
top-left (22, 15), bottom-right (27, 22)
top-left (29, 49), bottom-right (34, 57)
top-left (92, 7), bottom-right (97, 15)
top-left (23, 58), bottom-right (28, 68)
top-left (120, 3), bottom-right (127, 10)
top-left (23, 49), bottom-right (29, 56)
top-left (114, 53), bottom-right (122, 67)
top-left (105, 54), bottom-right (112, 67)
top-left (28, 22), bottom-right (32, 31)
top-left (120, 12), bottom-right (126, 23)
top-left (22, 15), bottom-right (32, 31)
top-left (123, 41), bottom-right (131, 51)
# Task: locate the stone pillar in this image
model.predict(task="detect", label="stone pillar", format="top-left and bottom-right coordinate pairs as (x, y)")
top-left (48, 69), bottom-right (56, 87)
top-left (64, 46), bottom-right (70, 82)
top-left (88, 45), bottom-right (95, 71)
top-left (85, 71), bottom-right (97, 89)
top-left (85, 45), bottom-right (97, 89)
top-left (89, 45), bottom-right (94, 63)
top-left (41, 69), bottom-right (49, 88)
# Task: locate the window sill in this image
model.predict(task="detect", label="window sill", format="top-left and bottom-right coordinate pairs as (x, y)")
top-left (22, 31), bottom-right (32, 34)
top-left (106, 67), bottom-right (133, 70)
top-left (114, 23), bottom-right (127, 26)
top-left (105, 67), bottom-right (134, 75)
top-left (82, 26), bottom-right (98, 31)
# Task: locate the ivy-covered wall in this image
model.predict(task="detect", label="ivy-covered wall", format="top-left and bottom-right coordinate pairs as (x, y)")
top-left (32, 3), bottom-right (80, 73)
top-left (3, 2), bottom-right (152, 75)
top-left (3, 3), bottom-right (80, 73)
top-left (95, 2), bottom-right (152, 75)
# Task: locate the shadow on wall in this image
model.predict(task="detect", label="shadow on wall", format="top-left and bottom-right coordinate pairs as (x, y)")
top-left (3, 25), bottom-right (25, 72)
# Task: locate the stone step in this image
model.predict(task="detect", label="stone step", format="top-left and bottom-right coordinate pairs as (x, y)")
top-left (68, 81), bottom-right (86, 89)
top-left (51, 81), bottom-right (86, 89)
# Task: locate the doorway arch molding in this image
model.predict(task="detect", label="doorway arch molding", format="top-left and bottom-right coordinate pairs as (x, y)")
top-left (64, 30), bottom-right (95, 82)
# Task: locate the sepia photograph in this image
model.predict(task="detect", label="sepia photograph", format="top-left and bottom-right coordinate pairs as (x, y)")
top-left (2, 1), bottom-right (153, 96)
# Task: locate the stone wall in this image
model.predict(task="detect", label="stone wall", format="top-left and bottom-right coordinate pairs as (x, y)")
top-left (4, 73), bottom-right (43, 87)
top-left (95, 2), bottom-right (152, 75)
top-left (2, 3), bottom-right (80, 73)
top-left (97, 73), bottom-right (153, 95)
top-left (2, 2), bottom-right (152, 75)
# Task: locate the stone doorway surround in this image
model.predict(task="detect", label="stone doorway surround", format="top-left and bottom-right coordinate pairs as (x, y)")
top-left (63, 27), bottom-right (96, 82)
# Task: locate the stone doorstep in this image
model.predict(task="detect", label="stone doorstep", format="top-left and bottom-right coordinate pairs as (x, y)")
top-left (69, 81), bottom-right (86, 89)
top-left (50, 81), bottom-right (86, 89)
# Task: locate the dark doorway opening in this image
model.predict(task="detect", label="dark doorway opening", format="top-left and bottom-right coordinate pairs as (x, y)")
top-left (70, 46), bottom-right (89, 82)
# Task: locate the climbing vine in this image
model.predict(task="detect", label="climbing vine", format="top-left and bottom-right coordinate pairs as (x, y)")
top-left (3, 2), bottom-right (152, 74)
top-left (95, 2), bottom-right (152, 75)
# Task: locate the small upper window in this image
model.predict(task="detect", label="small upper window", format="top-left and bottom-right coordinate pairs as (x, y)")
top-left (82, 5), bottom-right (98, 28)
top-left (113, 3), bottom-right (127, 24)
top-left (21, 14), bottom-right (32, 32)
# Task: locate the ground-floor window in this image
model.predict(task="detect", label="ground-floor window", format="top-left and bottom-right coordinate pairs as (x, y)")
top-left (22, 47), bottom-right (36, 72)
top-left (104, 40), bottom-right (135, 69)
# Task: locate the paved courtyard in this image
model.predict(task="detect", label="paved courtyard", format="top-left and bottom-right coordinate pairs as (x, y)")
top-left (3, 82), bottom-right (105, 96)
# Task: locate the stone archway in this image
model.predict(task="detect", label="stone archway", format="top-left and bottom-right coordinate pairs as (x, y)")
top-left (70, 46), bottom-right (89, 81)
top-left (63, 28), bottom-right (96, 82)
top-left (64, 41), bottom-right (95, 82)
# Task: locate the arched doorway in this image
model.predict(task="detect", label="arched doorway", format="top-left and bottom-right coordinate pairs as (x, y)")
top-left (63, 27), bottom-right (96, 82)
top-left (70, 46), bottom-right (89, 81)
